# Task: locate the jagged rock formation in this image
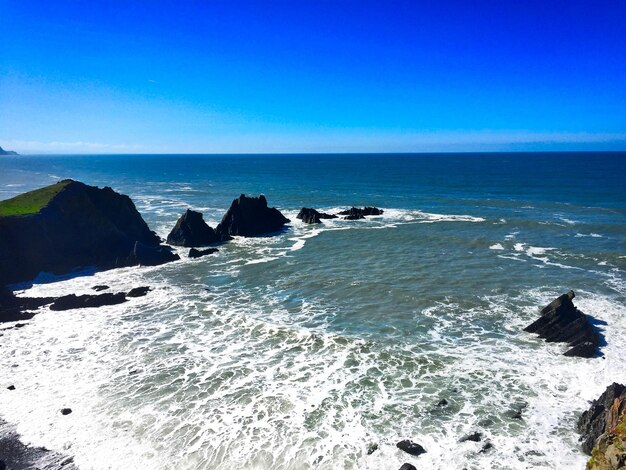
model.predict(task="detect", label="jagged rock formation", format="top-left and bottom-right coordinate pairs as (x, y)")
top-left (215, 194), bottom-right (289, 238)
top-left (166, 209), bottom-right (222, 246)
top-left (523, 291), bottom-right (600, 358)
top-left (578, 383), bottom-right (626, 458)
top-left (0, 180), bottom-right (179, 286)
top-left (338, 206), bottom-right (384, 220)
top-left (296, 207), bottom-right (338, 224)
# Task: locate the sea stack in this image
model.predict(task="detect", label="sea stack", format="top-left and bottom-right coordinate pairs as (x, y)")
top-left (167, 209), bottom-right (223, 246)
top-left (296, 207), bottom-right (337, 224)
top-left (215, 194), bottom-right (289, 237)
top-left (523, 291), bottom-right (601, 358)
top-left (0, 179), bottom-right (179, 286)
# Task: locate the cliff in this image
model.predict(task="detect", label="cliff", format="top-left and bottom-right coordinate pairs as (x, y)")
top-left (0, 180), bottom-right (178, 286)
top-left (0, 146), bottom-right (18, 156)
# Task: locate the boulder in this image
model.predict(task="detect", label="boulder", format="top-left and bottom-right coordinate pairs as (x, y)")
top-left (50, 293), bottom-right (127, 311)
top-left (396, 440), bottom-right (427, 456)
top-left (166, 209), bottom-right (220, 247)
top-left (459, 432), bottom-right (483, 442)
top-left (188, 248), bottom-right (219, 259)
top-left (0, 180), bottom-right (177, 286)
top-left (215, 194), bottom-right (289, 237)
top-left (338, 206), bottom-right (384, 220)
top-left (578, 383), bottom-right (626, 455)
top-left (296, 208), bottom-right (337, 224)
top-left (126, 286), bottom-right (151, 298)
top-left (60, 408), bottom-right (72, 415)
top-left (524, 291), bottom-right (600, 358)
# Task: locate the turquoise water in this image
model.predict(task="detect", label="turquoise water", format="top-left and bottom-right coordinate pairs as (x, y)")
top-left (1, 153), bottom-right (625, 469)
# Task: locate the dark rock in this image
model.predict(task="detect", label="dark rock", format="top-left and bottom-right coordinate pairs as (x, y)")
top-left (7, 385), bottom-right (15, 391)
top-left (460, 432), bottom-right (483, 442)
top-left (479, 441), bottom-right (494, 453)
top-left (188, 247), bottom-right (219, 259)
top-left (124, 241), bottom-right (180, 267)
top-left (507, 403), bottom-right (527, 420)
top-left (126, 286), bottom-right (151, 298)
top-left (92, 285), bottom-right (109, 291)
top-left (60, 408), bottom-right (72, 415)
top-left (399, 464), bottom-right (417, 470)
top-left (296, 208), bottom-right (337, 224)
top-left (577, 383), bottom-right (626, 454)
top-left (0, 180), bottom-right (177, 286)
top-left (366, 443), bottom-right (378, 455)
top-left (50, 293), bottom-right (127, 311)
top-left (0, 146), bottom-right (18, 156)
top-left (338, 206), bottom-right (384, 220)
top-left (436, 398), bottom-right (449, 407)
top-left (396, 440), bottom-right (427, 456)
top-left (215, 194), bottom-right (289, 238)
top-left (524, 291), bottom-right (600, 358)
top-left (166, 209), bottom-right (220, 247)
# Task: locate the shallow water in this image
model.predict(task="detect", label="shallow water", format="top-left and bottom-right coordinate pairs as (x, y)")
top-left (1, 153), bottom-right (625, 469)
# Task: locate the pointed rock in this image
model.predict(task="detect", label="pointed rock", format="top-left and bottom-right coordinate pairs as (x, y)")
top-left (215, 194), bottom-right (289, 237)
top-left (167, 209), bottom-right (220, 247)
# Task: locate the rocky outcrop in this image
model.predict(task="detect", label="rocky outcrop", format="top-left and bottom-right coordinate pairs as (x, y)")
top-left (0, 146), bottom-right (18, 156)
top-left (578, 383), bottom-right (626, 456)
top-left (189, 247), bottom-right (219, 259)
top-left (126, 286), bottom-right (151, 297)
top-left (338, 206), bottom-right (384, 220)
top-left (0, 287), bottom-right (53, 323)
top-left (396, 439), bottom-right (426, 456)
top-left (166, 209), bottom-right (222, 246)
top-left (215, 194), bottom-right (289, 238)
top-left (523, 291), bottom-right (601, 358)
top-left (399, 464), bottom-right (417, 470)
top-left (50, 292), bottom-right (127, 311)
top-left (0, 180), bottom-right (178, 286)
top-left (296, 207), bottom-right (337, 224)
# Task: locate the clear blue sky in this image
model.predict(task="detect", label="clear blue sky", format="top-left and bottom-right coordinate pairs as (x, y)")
top-left (1, 0), bottom-right (625, 153)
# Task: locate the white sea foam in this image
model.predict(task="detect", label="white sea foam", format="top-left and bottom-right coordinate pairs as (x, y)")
top-left (489, 243), bottom-right (505, 250)
top-left (575, 233), bottom-right (603, 238)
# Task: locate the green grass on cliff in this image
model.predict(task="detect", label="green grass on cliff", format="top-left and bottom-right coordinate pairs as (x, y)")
top-left (0, 180), bottom-right (71, 217)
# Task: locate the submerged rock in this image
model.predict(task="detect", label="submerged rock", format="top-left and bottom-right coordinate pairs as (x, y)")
top-left (188, 247), bottom-right (219, 259)
top-left (338, 206), bottom-right (384, 220)
top-left (366, 443), bottom-right (379, 455)
top-left (215, 194), bottom-right (289, 238)
top-left (50, 293), bottom-right (127, 311)
top-left (399, 464), bottom-right (417, 470)
top-left (124, 241), bottom-right (180, 267)
top-left (524, 291), bottom-right (601, 358)
top-left (166, 209), bottom-right (220, 247)
top-left (92, 285), bottom-right (109, 291)
top-left (126, 286), bottom-right (151, 298)
top-left (578, 383), bottom-right (626, 455)
top-left (396, 439), bottom-right (427, 456)
top-left (460, 431), bottom-right (483, 442)
top-left (296, 207), bottom-right (337, 224)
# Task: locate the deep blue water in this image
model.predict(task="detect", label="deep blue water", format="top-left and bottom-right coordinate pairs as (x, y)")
top-left (1, 152), bottom-right (625, 469)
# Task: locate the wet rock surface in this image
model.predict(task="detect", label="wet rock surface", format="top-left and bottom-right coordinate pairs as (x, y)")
top-left (188, 248), bottom-right (219, 259)
top-left (578, 383), bottom-right (626, 455)
top-left (524, 290), bottom-right (601, 358)
top-left (215, 194), bottom-right (289, 238)
top-left (166, 209), bottom-right (220, 247)
top-left (396, 439), bottom-right (427, 456)
top-left (296, 207), bottom-right (337, 224)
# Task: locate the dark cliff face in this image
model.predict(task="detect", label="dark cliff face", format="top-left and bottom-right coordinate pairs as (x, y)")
top-left (578, 383), bottom-right (626, 455)
top-left (166, 209), bottom-right (220, 247)
top-left (0, 180), bottom-right (176, 286)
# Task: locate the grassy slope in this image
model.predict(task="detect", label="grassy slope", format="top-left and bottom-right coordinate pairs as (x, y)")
top-left (0, 180), bottom-right (71, 217)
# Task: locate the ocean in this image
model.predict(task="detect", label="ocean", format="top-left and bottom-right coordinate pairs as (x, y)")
top-left (1, 152), bottom-right (625, 469)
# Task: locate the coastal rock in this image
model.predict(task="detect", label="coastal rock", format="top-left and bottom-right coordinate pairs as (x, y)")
top-left (92, 285), bottom-right (110, 291)
top-left (296, 207), bottom-right (337, 224)
top-left (460, 432), bottom-right (483, 442)
top-left (366, 443), bottom-right (378, 455)
top-left (7, 385), bottom-right (15, 391)
top-left (126, 286), bottom-right (151, 297)
top-left (523, 291), bottom-right (601, 358)
top-left (399, 464), bottom-right (417, 470)
top-left (0, 287), bottom-right (53, 323)
top-left (396, 439), bottom-right (427, 456)
top-left (166, 209), bottom-right (220, 247)
top-left (0, 146), bottom-right (18, 156)
top-left (578, 383), bottom-right (626, 455)
top-left (0, 180), bottom-right (177, 286)
top-left (124, 241), bottom-right (180, 267)
top-left (215, 194), bottom-right (289, 238)
top-left (50, 292), bottom-right (127, 311)
top-left (60, 408), bottom-right (72, 415)
top-left (338, 206), bottom-right (384, 220)
top-left (188, 247), bottom-right (219, 259)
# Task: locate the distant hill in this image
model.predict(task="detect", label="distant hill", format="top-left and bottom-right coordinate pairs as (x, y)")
top-left (0, 146), bottom-right (19, 155)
